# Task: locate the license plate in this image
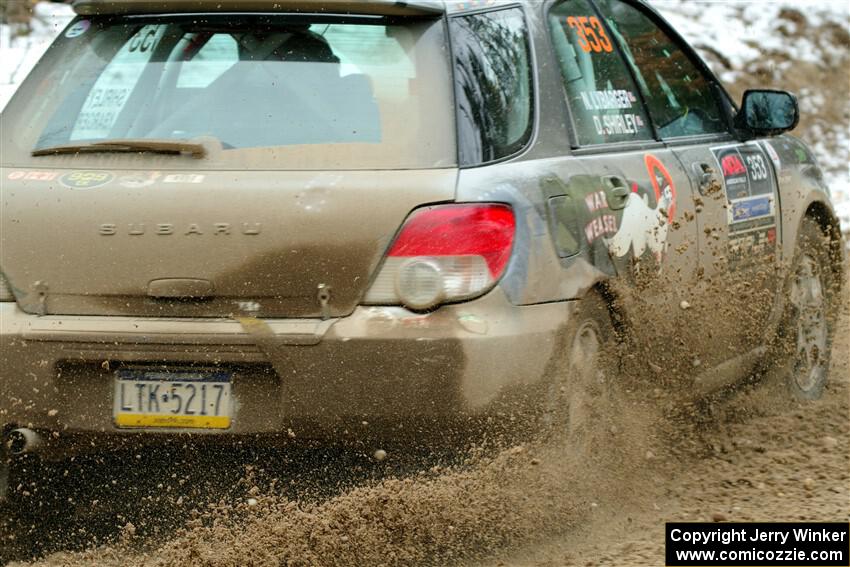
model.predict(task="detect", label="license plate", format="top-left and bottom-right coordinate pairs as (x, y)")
top-left (113, 368), bottom-right (233, 429)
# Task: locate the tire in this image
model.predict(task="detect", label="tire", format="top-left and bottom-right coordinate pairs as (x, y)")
top-left (0, 450), bottom-right (25, 564)
top-left (0, 443), bottom-right (9, 504)
top-left (768, 217), bottom-right (839, 400)
top-left (542, 291), bottom-right (620, 459)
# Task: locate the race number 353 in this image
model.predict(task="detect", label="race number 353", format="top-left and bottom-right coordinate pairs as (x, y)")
top-left (566, 16), bottom-right (614, 53)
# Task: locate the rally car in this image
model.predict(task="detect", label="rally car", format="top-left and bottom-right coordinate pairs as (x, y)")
top-left (0, 0), bottom-right (844, 503)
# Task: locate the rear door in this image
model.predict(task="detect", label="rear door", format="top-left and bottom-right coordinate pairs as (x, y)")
top-left (543, 0), bottom-right (704, 378)
top-left (593, 0), bottom-right (783, 366)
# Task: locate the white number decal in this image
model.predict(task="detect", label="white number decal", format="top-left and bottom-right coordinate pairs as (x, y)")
top-left (746, 154), bottom-right (768, 181)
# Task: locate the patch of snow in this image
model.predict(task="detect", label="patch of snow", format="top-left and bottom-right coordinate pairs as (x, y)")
top-left (0, 2), bottom-right (73, 111)
top-left (652, 0), bottom-right (850, 226)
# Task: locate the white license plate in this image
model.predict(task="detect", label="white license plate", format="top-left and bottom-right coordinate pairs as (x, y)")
top-left (113, 368), bottom-right (232, 429)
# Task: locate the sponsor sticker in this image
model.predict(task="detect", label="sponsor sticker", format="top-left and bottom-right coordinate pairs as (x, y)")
top-left (65, 20), bottom-right (91, 38)
top-left (645, 153), bottom-right (677, 221)
top-left (761, 140), bottom-right (782, 170)
top-left (731, 195), bottom-right (773, 222)
top-left (711, 144), bottom-right (780, 263)
top-left (712, 145), bottom-right (774, 201)
top-left (163, 174), bottom-right (205, 184)
top-left (60, 171), bottom-right (114, 189)
top-left (7, 171), bottom-right (59, 181)
top-left (714, 148), bottom-right (750, 199)
top-left (118, 172), bottom-right (161, 188)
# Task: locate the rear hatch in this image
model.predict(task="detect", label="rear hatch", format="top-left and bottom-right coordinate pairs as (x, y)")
top-left (1, 168), bottom-right (455, 318)
top-left (0, 11), bottom-right (457, 318)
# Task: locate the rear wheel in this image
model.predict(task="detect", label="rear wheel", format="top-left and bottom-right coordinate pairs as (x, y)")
top-left (543, 292), bottom-right (620, 459)
top-left (1, 448), bottom-right (24, 563)
top-left (769, 217), bottom-right (838, 400)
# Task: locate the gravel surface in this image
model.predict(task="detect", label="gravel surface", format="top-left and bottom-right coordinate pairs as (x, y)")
top-left (475, 292), bottom-right (850, 567)
top-left (2, 287), bottom-right (845, 567)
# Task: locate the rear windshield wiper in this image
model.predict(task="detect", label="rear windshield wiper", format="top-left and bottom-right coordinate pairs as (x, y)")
top-left (32, 139), bottom-right (207, 159)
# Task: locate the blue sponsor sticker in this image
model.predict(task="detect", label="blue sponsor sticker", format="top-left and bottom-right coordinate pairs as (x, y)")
top-left (731, 196), bottom-right (772, 222)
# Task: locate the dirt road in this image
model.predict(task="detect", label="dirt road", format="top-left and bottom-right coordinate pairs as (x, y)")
top-left (4, 291), bottom-right (846, 567)
top-left (476, 295), bottom-right (850, 567)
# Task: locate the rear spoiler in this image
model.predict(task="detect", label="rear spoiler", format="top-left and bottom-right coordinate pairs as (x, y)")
top-left (72, 0), bottom-right (445, 17)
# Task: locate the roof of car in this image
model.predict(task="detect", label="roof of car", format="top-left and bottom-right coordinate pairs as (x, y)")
top-left (72, 0), bottom-right (446, 17)
top-left (71, 0), bottom-right (530, 17)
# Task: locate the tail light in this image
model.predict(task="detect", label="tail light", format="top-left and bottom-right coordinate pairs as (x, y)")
top-left (363, 204), bottom-right (515, 310)
top-left (0, 272), bottom-right (14, 302)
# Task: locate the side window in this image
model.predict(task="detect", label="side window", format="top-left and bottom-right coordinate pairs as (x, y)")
top-left (548, 0), bottom-right (653, 147)
top-left (451, 8), bottom-right (533, 165)
top-left (595, 0), bottom-right (726, 138)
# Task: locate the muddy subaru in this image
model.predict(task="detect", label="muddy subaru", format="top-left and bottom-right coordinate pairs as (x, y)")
top-left (0, 0), bottom-right (845, 504)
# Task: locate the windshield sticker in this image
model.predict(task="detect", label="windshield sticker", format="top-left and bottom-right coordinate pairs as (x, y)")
top-left (60, 171), bottom-right (114, 189)
top-left (65, 20), bottom-right (90, 39)
top-left (583, 90), bottom-right (647, 138)
top-left (7, 170), bottom-right (59, 181)
top-left (566, 16), bottom-right (614, 53)
top-left (591, 113), bottom-right (646, 137)
top-left (70, 25), bottom-right (166, 141)
top-left (581, 89), bottom-right (638, 111)
top-left (163, 174), bottom-right (205, 184)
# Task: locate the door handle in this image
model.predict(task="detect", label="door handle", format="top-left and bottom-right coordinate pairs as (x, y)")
top-left (603, 175), bottom-right (630, 210)
top-left (692, 162), bottom-right (716, 195)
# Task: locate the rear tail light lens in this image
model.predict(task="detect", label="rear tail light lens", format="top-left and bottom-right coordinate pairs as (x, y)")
top-left (0, 272), bottom-right (14, 302)
top-left (363, 204), bottom-right (515, 310)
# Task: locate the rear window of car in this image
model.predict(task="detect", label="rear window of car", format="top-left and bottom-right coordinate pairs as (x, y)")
top-left (451, 7), bottom-right (534, 166)
top-left (2, 14), bottom-right (456, 170)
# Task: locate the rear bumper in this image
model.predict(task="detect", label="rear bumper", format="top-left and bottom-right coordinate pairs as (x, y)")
top-left (0, 291), bottom-right (573, 446)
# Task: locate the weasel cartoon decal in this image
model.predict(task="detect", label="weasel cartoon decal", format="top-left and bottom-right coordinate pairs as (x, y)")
top-left (546, 154), bottom-right (679, 277)
top-left (606, 154), bottom-right (676, 265)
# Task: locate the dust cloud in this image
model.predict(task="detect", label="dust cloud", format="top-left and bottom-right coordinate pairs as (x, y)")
top-left (1, 281), bottom-right (845, 567)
